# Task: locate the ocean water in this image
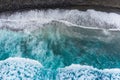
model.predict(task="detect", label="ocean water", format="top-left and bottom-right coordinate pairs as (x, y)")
top-left (0, 9), bottom-right (120, 80)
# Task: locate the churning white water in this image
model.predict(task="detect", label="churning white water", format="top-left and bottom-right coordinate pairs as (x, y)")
top-left (0, 9), bottom-right (120, 30)
top-left (0, 9), bottom-right (120, 80)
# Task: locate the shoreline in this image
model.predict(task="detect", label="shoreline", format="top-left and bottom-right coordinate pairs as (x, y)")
top-left (0, 0), bottom-right (120, 13)
top-left (1, 5), bottom-right (120, 15)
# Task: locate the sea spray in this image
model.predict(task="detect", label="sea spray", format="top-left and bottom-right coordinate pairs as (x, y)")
top-left (0, 9), bottom-right (120, 79)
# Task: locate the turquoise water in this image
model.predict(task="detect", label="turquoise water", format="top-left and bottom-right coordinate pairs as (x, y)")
top-left (1, 9), bottom-right (120, 79)
top-left (0, 21), bottom-right (120, 70)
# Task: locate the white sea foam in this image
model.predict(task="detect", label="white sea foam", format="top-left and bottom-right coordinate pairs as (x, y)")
top-left (1, 58), bottom-right (120, 80)
top-left (57, 64), bottom-right (120, 80)
top-left (0, 9), bottom-right (120, 31)
top-left (0, 9), bottom-right (120, 80)
top-left (0, 57), bottom-right (43, 80)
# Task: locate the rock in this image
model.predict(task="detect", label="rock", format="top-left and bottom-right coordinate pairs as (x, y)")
top-left (0, 0), bottom-right (120, 12)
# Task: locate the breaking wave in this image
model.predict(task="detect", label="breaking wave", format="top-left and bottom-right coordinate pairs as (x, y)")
top-left (1, 58), bottom-right (120, 80)
top-left (0, 9), bottom-right (120, 30)
top-left (0, 9), bottom-right (120, 79)
top-left (0, 57), bottom-right (43, 80)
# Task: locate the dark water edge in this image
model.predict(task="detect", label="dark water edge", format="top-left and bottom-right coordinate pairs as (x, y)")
top-left (1, 5), bottom-right (120, 14)
top-left (1, 0), bottom-right (120, 14)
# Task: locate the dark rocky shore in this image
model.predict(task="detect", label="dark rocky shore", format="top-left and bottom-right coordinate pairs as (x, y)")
top-left (0, 0), bottom-right (120, 12)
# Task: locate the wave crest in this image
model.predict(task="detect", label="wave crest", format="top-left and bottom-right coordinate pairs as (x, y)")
top-left (0, 57), bottom-right (43, 80)
top-left (1, 58), bottom-right (120, 80)
top-left (57, 64), bottom-right (120, 80)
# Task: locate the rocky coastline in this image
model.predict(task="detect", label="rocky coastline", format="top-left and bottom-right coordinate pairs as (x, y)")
top-left (0, 0), bottom-right (120, 12)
